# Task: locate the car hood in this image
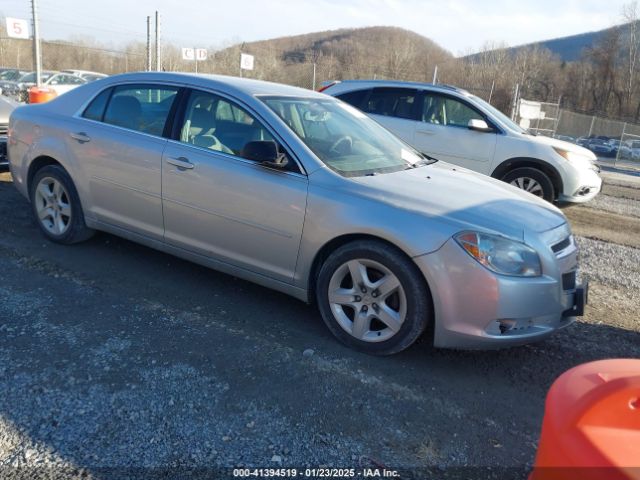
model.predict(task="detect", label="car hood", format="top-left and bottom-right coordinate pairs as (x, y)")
top-left (350, 162), bottom-right (567, 239)
top-left (528, 134), bottom-right (597, 159)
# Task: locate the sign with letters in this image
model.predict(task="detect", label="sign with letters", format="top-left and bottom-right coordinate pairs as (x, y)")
top-left (181, 48), bottom-right (195, 61)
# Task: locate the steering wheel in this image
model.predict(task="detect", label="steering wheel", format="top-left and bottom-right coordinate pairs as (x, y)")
top-left (329, 135), bottom-right (353, 155)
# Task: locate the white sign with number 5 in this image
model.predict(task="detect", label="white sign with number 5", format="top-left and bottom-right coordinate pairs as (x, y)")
top-left (6, 17), bottom-right (30, 39)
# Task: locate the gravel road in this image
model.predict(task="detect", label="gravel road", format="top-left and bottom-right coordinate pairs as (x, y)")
top-left (0, 170), bottom-right (638, 479)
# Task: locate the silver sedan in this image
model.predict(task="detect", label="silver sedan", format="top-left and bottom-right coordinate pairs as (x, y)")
top-left (8, 72), bottom-right (587, 355)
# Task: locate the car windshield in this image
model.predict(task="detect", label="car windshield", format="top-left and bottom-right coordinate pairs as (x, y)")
top-left (18, 72), bottom-right (54, 83)
top-left (261, 96), bottom-right (431, 176)
top-left (470, 95), bottom-right (527, 134)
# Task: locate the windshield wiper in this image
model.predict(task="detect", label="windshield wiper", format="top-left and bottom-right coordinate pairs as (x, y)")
top-left (406, 155), bottom-right (439, 169)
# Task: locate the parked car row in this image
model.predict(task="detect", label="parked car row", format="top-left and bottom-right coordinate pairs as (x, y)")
top-left (0, 67), bottom-right (106, 103)
top-left (7, 72), bottom-right (588, 355)
top-left (571, 134), bottom-right (640, 159)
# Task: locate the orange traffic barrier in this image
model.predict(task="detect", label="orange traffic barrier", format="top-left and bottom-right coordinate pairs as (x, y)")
top-left (531, 359), bottom-right (640, 480)
top-left (28, 86), bottom-right (57, 104)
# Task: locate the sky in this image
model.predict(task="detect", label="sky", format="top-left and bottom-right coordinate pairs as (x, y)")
top-left (1, 0), bottom-right (635, 56)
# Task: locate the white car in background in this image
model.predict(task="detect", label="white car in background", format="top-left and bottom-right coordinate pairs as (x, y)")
top-left (61, 69), bottom-right (108, 82)
top-left (2, 71), bottom-right (87, 102)
top-left (322, 80), bottom-right (602, 204)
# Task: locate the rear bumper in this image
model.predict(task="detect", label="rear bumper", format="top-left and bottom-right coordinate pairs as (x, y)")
top-left (414, 232), bottom-right (583, 350)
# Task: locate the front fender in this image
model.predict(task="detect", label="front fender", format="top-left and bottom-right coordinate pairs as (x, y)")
top-left (294, 176), bottom-right (459, 292)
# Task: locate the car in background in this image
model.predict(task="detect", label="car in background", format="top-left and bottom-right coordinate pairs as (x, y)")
top-left (322, 80), bottom-right (601, 204)
top-left (629, 140), bottom-right (640, 160)
top-left (61, 69), bottom-right (108, 82)
top-left (554, 135), bottom-right (575, 144)
top-left (0, 95), bottom-right (17, 170)
top-left (607, 139), bottom-right (629, 158)
top-left (2, 71), bottom-right (87, 102)
top-left (7, 72), bottom-right (587, 355)
top-left (0, 68), bottom-right (29, 96)
top-left (584, 138), bottom-right (615, 157)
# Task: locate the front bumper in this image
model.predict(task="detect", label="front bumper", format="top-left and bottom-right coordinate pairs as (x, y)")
top-left (414, 228), bottom-right (583, 349)
top-left (558, 163), bottom-right (602, 203)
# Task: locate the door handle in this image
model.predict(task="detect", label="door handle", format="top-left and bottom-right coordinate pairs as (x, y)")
top-left (166, 157), bottom-right (195, 170)
top-left (70, 132), bottom-right (91, 143)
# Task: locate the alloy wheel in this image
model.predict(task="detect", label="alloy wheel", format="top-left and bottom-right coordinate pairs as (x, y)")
top-left (34, 177), bottom-right (72, 236)
top-left (327, 258), bottom-right (407, 343)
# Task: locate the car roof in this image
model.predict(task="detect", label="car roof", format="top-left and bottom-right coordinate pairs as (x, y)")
top-left (103, 72), bottom-right (327, 99)
top-left (63, 69), bottom-right (106, 75)
top-left (326, 79), bottom-right (472, 96)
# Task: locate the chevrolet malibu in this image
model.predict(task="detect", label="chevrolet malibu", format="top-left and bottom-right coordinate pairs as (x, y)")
top-left (8, 72), bottom-right (587, 355)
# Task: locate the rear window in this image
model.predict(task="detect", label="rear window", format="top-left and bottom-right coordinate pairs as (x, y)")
top-left (82, 88), bottom-right (112, 122)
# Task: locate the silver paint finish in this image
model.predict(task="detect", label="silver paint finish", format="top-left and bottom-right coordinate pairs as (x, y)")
top-left (8, 72), bottom-right (580, 349)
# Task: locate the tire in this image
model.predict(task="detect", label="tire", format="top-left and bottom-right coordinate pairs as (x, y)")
top-left (501, 167), bottom-right (555, 202)
top-left (316, 240), bottom-right (432, 356)
top-left (29, 164), bottom-right (95, 244)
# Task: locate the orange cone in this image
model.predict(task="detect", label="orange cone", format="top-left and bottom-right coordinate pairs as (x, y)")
top-left (531, 359), bottom-right (640, 480)
top-left (28, 86), bottom-right (57, 104)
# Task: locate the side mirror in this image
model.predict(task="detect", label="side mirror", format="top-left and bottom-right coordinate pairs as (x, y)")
top-left (468, 119), bottom-right (493, 132)
top-left (241, 141), bottom-right (289, 168)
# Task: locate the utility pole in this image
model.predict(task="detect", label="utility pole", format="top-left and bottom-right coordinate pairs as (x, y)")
top-left (432, 65), bottom-right (438, 84)
top-left (511, 83), bottom-right (520, 121)
top-left (488, 80), bottom-right (495, 104)
top-left (312, 62), bottom-right (316, 90)
top-left (146, 16), bottom-right (151, 72)
top-left (155, 11), bottom-right (161, 71)
top-left (31, 0), bottom-right (42, 86)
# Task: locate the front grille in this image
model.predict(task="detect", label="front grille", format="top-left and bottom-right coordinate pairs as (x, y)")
top-left (562, 271), bottom-right (576, 291)
top-left (552, 236), bottom-right (572, 253)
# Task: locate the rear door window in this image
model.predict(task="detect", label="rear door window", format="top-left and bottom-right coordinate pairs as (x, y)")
top-left (362, 87), bottom-right (419, 120)
top-left (102, 84), bottom-right (178, 136)
top-left (335, 89), bottom-right (370, 110)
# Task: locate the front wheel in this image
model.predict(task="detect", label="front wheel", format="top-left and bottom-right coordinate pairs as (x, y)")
top-left (316, 240), bottom-right (432, 355)
top-left (502, 167), bottom-right (555, 202)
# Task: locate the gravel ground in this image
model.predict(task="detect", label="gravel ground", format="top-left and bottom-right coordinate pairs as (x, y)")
top-left (0, 170), bottom-right (638, 479)
top-left (577, 236), bottom-right (640, 291)
top-left (587, 192), bottom-right (640, 218)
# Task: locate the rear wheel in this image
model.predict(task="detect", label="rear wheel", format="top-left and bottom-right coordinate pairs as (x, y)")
top-left (30, 165), bottom-right (94, 244)
top-left (502, 167), bottom-right (555, 202)
top-left (316, 240), bottom-right (432, 355)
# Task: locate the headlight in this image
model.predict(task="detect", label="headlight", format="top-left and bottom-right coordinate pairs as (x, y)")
top-left (455, 232), bottom-right (542, 277)
top-left (553, 146), bottom-right (595, 163)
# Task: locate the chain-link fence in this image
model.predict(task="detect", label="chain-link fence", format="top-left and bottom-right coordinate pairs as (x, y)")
top-left (517, 99), bottom-right (640, 170)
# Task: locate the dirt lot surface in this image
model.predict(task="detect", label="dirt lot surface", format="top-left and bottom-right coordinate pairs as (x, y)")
top-left (0, 169), bottom-right (638, 479)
